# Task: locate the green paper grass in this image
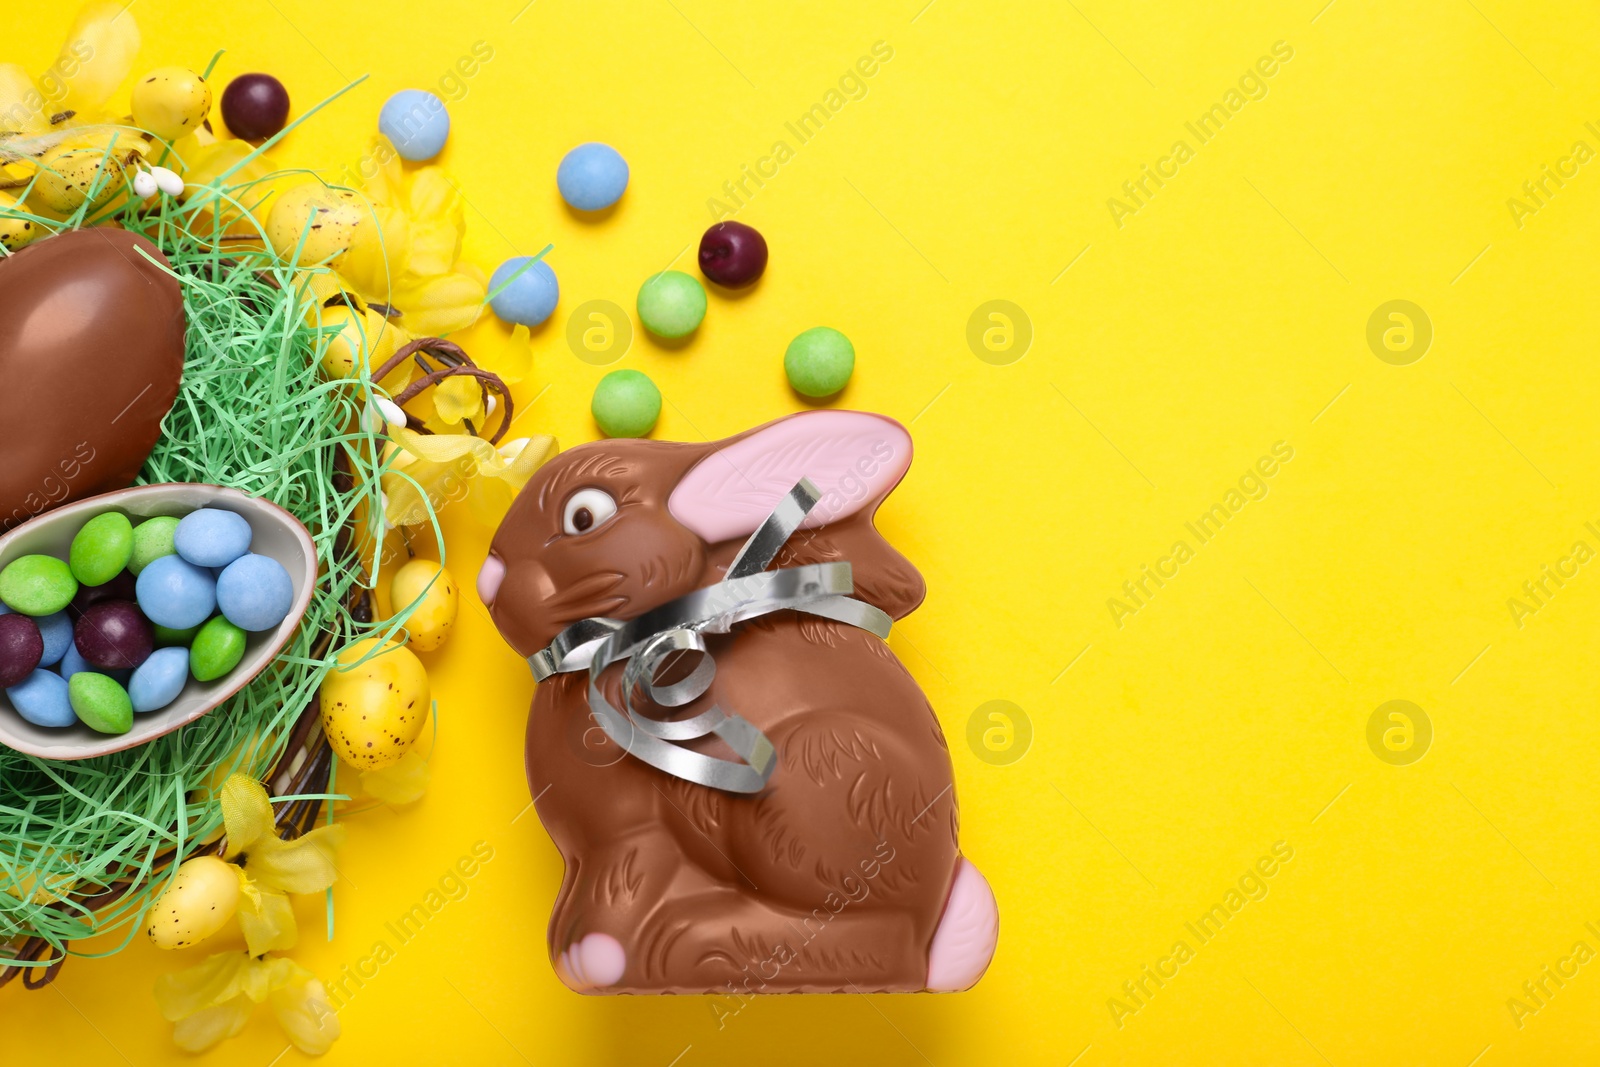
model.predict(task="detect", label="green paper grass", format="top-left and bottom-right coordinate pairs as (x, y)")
top-left (0, 91), bottom-right (438, 968)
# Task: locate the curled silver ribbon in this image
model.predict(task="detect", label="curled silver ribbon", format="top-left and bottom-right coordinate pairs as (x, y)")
top-left (528, 478), bottom-right (891, 793)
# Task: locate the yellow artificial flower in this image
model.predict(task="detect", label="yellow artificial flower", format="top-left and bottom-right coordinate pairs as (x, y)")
top-left (496, 326), bottom-right (536, 386)
top-left (152, 776), bottom-right (347, 1053)
top-left (382, 426), bottom-right (556, 529)
top-left (168, 130), bottom-right (283, 241)
top-left (219, 774), bottom-right (346, 957)
top-left (271, 137), bottom-right (486, 339)
top-left (0, 4), bottom-right (148, 216)
top-left (154, 951), bottom-right (340, 1055)
top-left (359, 746), bottom-right (431, 805)
top-left (0, 2), bottom-right (140, 138)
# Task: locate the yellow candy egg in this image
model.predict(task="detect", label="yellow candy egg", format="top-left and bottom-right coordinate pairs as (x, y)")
top-left (0, 192), bottom-right (39, 251)
top-left (131, 66), bottom-right (213, 142)
top-left (316, 303), bottom-right (411, 390)
top-left (266, 183), bottom-right (364, 265)
top-left (391, 560), bottom-right (458, 652)
top-left (320, 638), bottom-right (430, 771)
top-left (146, 855), bottom-right (240, 949)
top-left (32, 141), bottom-right (137, 213)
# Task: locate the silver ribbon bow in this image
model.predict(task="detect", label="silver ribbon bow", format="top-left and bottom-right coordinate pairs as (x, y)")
top-left (527, 478), bottom-right (892, 793)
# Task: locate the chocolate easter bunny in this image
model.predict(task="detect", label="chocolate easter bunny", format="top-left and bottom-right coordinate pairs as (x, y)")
top-left (478, 410), bottom-right (997, 994)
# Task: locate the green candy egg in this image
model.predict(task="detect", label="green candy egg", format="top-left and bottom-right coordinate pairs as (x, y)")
top-left (591, 369), bottom-right (662, 438)
top-left (69, 512), bottom-right (135, 586)
top-left (190, 616), bottom-right (246, 681)
top-left (129, 515), bottom-right (181, 576)
top-left (636, 270), bottom-right (706, 339)
top-left (69, 672), bottom-right (133, 734)
top-left (0, 554), bottom-right (78, 616)
top-left (154, 623), bottom-right (199, 647)
top-left (784, 326), bottom-right (855, 398)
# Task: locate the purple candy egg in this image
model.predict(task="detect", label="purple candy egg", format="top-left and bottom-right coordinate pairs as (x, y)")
top-left (0, 613), bottom-right (43, 687)
top-left (70, 571), bottom-right (138, 619)
top-left (74, 599), bottom-right (154, 670)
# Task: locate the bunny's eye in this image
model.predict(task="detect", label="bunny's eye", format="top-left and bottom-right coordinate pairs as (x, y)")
top-left (562, 488), bottom-right (617, 535)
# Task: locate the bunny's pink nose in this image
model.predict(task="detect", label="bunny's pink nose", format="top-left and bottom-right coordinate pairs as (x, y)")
top-left (477, 554), bottom-right (506, 607)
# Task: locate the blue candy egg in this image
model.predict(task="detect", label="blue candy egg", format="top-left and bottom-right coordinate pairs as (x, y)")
top-left (557, 142), bottom-right (629, 211)
top-left (174, 508), bottom-right (253, 568)
top-left (7, 669), bottom-right (74, 727)
top-left (58, 641), bottom-right (90, 681)
top-left (136, 555), bottom-right (217, 629)
top-left (379, 89), bottom-right (450, 161)
top-left (488, 257), bottom-right (559, 327)
top-left (216, 554), bottom-right (294, 631)
top-left (35, 611), bottom-right (72, 667)
top-left (62, 647), bottom-right (131, 686)
top-left (129, 646), bottom-right (189, 713)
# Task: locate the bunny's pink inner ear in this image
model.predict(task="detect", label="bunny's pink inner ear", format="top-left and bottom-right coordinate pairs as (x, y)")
top-left (668, 410), bottom-right (912, 544)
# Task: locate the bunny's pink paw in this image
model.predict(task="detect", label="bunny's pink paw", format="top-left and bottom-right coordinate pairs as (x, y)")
top-left (555, 932), bottom-right (627, 993)
top-left (926, 858), bottom-right (998, 992)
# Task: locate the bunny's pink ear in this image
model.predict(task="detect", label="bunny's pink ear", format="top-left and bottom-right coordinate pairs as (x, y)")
top-left (668, 411), bottom-right (912, 545)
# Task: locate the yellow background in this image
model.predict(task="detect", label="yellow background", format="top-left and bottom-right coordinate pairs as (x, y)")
top-left (5, 0), bottom-right (1600, 1063)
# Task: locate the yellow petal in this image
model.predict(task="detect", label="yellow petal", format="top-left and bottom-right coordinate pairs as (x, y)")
top-left (380, 458), bottom-right (457, 528)
top-left (172, 998), bottom-right (253, 1053)
top-left (502, 435), bottom-right (558, 486)
top-left (466, 436), bottom-right (557, 526)
top-left (300, 269), bottom-right (348, 311)
top-left (383, 426), bottom-right (506, 527)
top-left (237, 888), bottom-right (298, 956)
top-left (483, 325), bottom-right (535, 387)
top-left (244, 822), bottom-right (347, 895)
top-left (392, 270), bottom-right (485, 337)
top-left (406, 166), bottom-right (461, 225)
top-left (54, 2), bottom-right (141, 113)
top-left (219, 775), bottom-right (275, 859)
top-left (154, 951), bottom-right (251, 1021)
top-left (272, 973), bottom-right (341, 1055)
top-left (432, 375), bottom-right (484, 426)
top-left (176, 137), bottom-right (272, 189)
top-left (360, 748), bottom-right (430, 805)
top-left (0, 64), bottom-right (48, 136)
top-left (233, 864), bottom-right (261, 911)
top-left (174, 139), bottom-right (281, 238)
top-left (239, 955), bottom-right (298, 1002)
top-left (361, 135), bottom-right (405, 207)
top-left (380, 468), bottom-right (430, 529)
top-left (405, 218), bottom-right (461, 279)
top-left (391, 425), bottom-right (496, 467)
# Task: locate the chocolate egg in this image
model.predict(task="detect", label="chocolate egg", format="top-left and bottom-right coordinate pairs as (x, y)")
top-left (0, 229), bottom-right (184, 531)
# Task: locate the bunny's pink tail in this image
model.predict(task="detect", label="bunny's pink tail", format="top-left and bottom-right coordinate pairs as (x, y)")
top-left (925, 857), bottom-right (999, 991)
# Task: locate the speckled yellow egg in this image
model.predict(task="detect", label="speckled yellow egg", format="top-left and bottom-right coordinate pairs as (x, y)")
top-left (0, 193), bottom-right (39, 252)
top-left (320, 638), bottom-right (430, 770)
top-left (147, 855), bottom-right (240, 949)
top-left (266, 183), bottom-right (364, 265)
top-left (391, 560), bottom-right (458, 652)
top-left (32, 142), bottom-right (137, 213)
top-left (316, 303), bottom-right (410, 389)
top-left (131, 66), bottom-right (213, 142)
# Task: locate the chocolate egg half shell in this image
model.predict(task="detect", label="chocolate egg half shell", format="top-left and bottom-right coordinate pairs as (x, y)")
top-left (0, 229), bottom-right (185, 530)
